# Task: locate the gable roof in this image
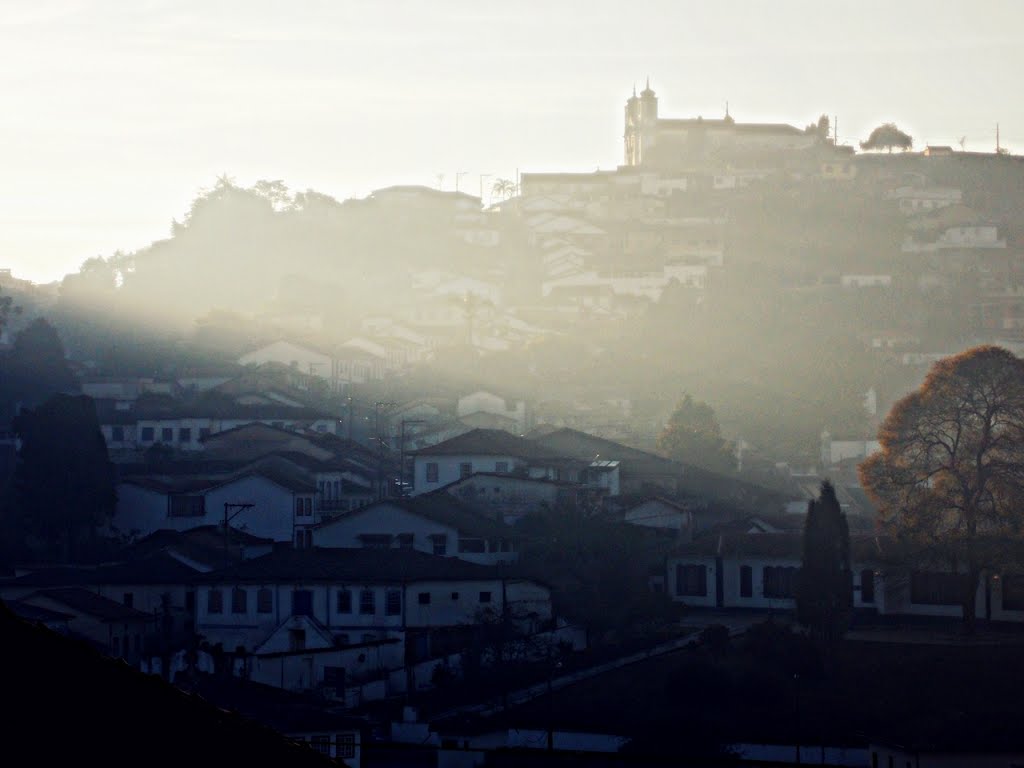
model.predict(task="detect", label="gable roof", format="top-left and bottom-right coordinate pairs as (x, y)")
top-left (528, 427), bottom-right (679, 470)
top-left (6, 552), bottom-right (205, 588)
top-left (120, 456), bottom-right (316, 496)
top-left (25, 588), bottom-right (154, 622)
top-left (672, 532), bottom-right (898, 563)
top-left (414, 428), bottom-right (554, 460)
top-left (194, 547), bottom-right (522, 585)
top-left (317, 494), bottom-right (510, 539)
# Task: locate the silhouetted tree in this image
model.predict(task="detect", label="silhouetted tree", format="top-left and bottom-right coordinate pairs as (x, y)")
top-left (13, 394), bottom-right (116, 562)
top-left (0, 318), bottom-right (78, 418)
top-left (0, 286), bottom-right (20, 335)
top-left (860, 346), bottom-right (1024, 633)
top-left (657, 394), bottom-right (735, 473)
top-left (860, 123), bottom-right (913, 153)
top-left (796, 481), bottom-right (852, 650)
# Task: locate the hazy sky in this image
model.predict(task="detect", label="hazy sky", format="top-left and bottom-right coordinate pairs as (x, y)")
top-left (3, 0), bottom-right (1022, 284)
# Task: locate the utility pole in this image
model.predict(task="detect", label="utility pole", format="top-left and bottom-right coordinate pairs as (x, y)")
top-left (345, 396), bottom-right (354, 442)
top-left (479, 173), bottom-right (492, 204)
top-left (223, 502), bottom-right (255, 562)
top-left (834, 115), bottom-right (838, 146)
top-left (399, 419), bottom-right (426, 496)
top-left (455, 171), bottom-right (468, 193)
top-left (373, 401), bottom-right (396, 499)
top-left (997, 123), bottom-right (1001, 154)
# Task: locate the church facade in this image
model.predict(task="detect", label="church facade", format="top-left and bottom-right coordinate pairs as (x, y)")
top-left (623, 80), bottom-right (823, 168)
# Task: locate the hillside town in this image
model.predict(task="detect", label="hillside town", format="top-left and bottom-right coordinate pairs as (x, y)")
top-left (4, 83), bottom-right (1024, 767)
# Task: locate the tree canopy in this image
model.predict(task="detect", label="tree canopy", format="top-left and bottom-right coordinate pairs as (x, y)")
top-left (0, 318), bottom-right (78, 420)
top-left (860, 123), bottom-right (913, 153)
top-left (796, 481), bottom-right (852, 646)
top-left (860, 345), bottom-right (1024, 631)
top-left (13, 394), bottom-right (117, 562)
top-left (657, 394), bottom-right (735, 473)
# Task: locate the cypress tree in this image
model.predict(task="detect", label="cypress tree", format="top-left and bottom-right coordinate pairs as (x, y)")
top-left (796, 481), bottom-right (853, 647)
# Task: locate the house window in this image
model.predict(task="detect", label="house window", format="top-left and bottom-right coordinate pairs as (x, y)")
top-left (337, 734), bottom-right (356, 759)
top-left (310, 735), bottom-right (330, 755)
top-left (910, 571), bottom-right (962, 606)
top-left (337, 589), bottom-right (352, 613)
top-left (459, 462), bottom-right (473, 479)
top-left (739, 566), bottom-right (752, 598)
top-left (430, 534), bottom-right (447, 556)
top-left (458, 538), bottom-right (486, 553)
top-left (676, 564), bottom-right (707, 597)
top-left (123, 592), bottom-right (134, 608)
top-left (763, 566), bottom-right (798, 599)
top-left (451, 592), bottom-right (460, 601)
top-left (288, 629), bottom-right (306, 652)
top-left (179, 427), bottom-right (192, 443)
top-left (1002, 574), bottom-right (1024, 611)
top-left (479, 591), bottom-right (492, 604)
top-left (257, 588), bottom-right (272, 614)
top-left (232, 587), bottom-right (247, 614)
top-left (111, 426), bottom-right (125, 442)
top-left (418, 592), bottom-right (431, 605)
top-left (396, 533), bottom-right (414, 550)
top-left (861, 569), bottom-right (875, 604)
top-left (141, 426), bottom-right (154, 442)
top-left (304, 497), bottom-right (312, 515)
top-left (385, 589), bottom-right (402, 615)
top-left (359, 589), bottom-right (375, 615)
top-left (426, 463), bottom-right (439, 483)
top-left (169, 495), bottom-right (205, 517)
top-left (495, 461), bottom-right (509, 474)
top-left (162, 427), bottom-right (174, 442)
top-left (359, 534), bottom-right (392, 549)
top-left (208, 589), bottom-right (223, 614)
top-left (292, 589), bottom-right (313, 616)
top-left (199, 427), bottom-right (211, 441)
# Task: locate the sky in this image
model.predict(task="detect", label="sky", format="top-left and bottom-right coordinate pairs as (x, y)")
top-left (2, 0), bottom-right (1022, 284)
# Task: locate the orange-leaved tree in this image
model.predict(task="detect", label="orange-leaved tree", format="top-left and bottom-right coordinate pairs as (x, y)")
top-left (860, 346), bottom-right (1024, 632)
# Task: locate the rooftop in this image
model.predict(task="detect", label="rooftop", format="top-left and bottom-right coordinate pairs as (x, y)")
top-left (414, 428), bottom-right (556, 460)
top-left (195, 547), bottom-right (526, 585)
top-left (25, 587), bottom-right (154, 622)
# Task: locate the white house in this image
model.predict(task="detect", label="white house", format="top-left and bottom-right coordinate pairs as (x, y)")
top-left (665, 532), bottom-right (1024, 623)
top-left (111, 464), bottom-right (318, 545)
top-left (457, 391), bottom-right (528, 434)
top-left (311, 495), bottom-right (518, 565)
top-left (820, 431), bottom-right (882, 468)
top-left (412, 429), bottom-right (555, 496)
top-left (840, 274), bottom-right (892, 288)
top-left (884, 185), bottom-right (962, 215)
top-left (441, 473), bottom-right (586, 525)
top-left (622, 498), bottom-right (693, 538)
top-left (239, 341), bottom-right (345, 391)
top-left (13, 588), bottom-right (154, 661)
top-left (193, 547), bottom-right (552, 661)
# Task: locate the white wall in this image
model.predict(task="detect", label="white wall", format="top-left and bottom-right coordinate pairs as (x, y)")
top-left (314, 505), bottom-right (458, 558)
top-left (413, 454), bottom-right (526, 496)
top-left (623, 500), bottom-right (691, 533)
top-left (111, 475), bottom-right (307, 543)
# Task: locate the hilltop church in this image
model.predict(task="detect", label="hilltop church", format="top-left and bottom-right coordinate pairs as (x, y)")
top-left (623, 80), bottom-right (824, 168)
